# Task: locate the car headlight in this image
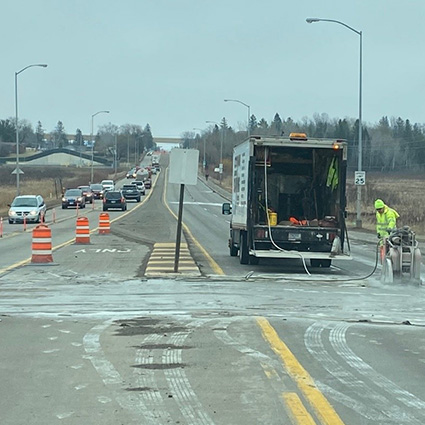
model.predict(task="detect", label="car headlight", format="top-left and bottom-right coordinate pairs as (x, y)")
top-left (62, 197), bottom-right (66, 202)
top-left (78, 197), bottom-right (83, 202)
top-left (9, 210), bottom-right (17, 217)
top-left (29, 210), bottom-right (37, 216)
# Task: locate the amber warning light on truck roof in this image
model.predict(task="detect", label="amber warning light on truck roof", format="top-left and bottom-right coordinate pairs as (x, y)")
top-left (332, 139), bottom-right (346, 150)
top-left (289, 132), bottom-right (308, 140)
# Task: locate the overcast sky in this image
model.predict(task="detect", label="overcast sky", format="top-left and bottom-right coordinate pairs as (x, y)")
top-left (2, 0), bottom-right (425, 138)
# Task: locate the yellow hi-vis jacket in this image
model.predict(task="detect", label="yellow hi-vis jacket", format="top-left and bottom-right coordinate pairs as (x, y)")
top-left (326, 157), bottom-right (339, 191)
top-left (376, 205), bottom-right (399, 238)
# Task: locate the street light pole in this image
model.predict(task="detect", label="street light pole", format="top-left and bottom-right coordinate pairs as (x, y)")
top-left (114, 134), bottom-right (117, 177)
top-left (224, 99), bottom-right (251, 137)
top-left (14, 63), bottom-right (48, 196)
top-left (90, 110), bottom-right (110, 183)
top-left (306, 17), bottom-right (363, 228)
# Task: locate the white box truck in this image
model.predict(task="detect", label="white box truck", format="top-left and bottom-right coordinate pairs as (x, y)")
top-left (222, 133), bottom-right (351, 267)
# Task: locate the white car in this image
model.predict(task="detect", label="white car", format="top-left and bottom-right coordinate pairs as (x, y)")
top-left (101, 179), bottom-right (115, 192)
top-left (8, 195), bottom-right (47, 224)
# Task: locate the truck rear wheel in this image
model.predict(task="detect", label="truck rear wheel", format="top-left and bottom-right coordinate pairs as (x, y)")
top-left (239, 232), bottom-right (249, 265)
top-left (230, 243), bottom-right (238, 257)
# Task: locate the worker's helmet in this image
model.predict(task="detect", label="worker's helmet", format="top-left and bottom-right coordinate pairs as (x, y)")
top-left (374, 199), bottom-right (385, 209)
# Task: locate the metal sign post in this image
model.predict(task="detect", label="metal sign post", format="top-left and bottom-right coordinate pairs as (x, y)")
top-left (168, 149), bottom-right (199, 272)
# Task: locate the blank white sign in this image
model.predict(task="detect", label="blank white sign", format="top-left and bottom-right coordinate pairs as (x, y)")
top-left (168, 149), bottom-right (199, 185)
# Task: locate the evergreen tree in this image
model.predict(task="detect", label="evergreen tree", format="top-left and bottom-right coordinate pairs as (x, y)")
top-left (36, 121), bottom-right (45, 148)
top-left (75, 128), bottom-right (83, 151)
top-left (143, 123), bottom-right (154, 150)
top-left (220, 117), bottom-right (229, 130)
top-left (249, 114), bottom-right (258, 134)
top-left (271, 113), bottom-right (283, 135)
top-left (53, 121), bottom-right (68, 148)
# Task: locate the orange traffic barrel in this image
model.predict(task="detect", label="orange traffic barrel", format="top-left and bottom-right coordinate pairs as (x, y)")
top-left (75, 216), bottom-right (90, 244)
top-left (31, 224), bottom-right (53, 263)
top-left (98, 213), bottom-right (110, 234)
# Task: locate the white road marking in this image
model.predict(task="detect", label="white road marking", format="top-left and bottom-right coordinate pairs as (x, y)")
top-left (330, 323), bottom-right (425, 411)
top-left (71, 364), bottom-right (84, 369)
top-left (74, 384), bottom-right (87, 390)
top-left (135, 333), bottom-right (172, 424)
top-left (164, 329), bottom-right (215, 425)
top-left (304, 322), bottom-right (424, 424)
top-left (83, 320), bottom-right (158, 424)
top-left (56, 412), bottom-right (74, 419)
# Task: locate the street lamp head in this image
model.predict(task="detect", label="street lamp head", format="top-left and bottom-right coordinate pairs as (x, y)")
top-left (39, 64), bottom-right (48, 68)
top-left (306, 18), bottom-right (320, 23)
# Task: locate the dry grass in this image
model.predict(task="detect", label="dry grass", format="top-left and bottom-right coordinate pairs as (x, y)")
top-left (347, 174), bottom-right (425, 234)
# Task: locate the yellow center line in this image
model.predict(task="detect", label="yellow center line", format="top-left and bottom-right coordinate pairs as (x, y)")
top-left (163, 168), bottom-right (225, 275)
top-left (283, 392), bottom-right (318, 425)
top-left (257, 317), bottom-right (346, 425)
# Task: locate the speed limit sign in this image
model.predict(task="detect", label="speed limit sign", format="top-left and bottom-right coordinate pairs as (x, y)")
top-left (355, 171), bottom-right (366, 185)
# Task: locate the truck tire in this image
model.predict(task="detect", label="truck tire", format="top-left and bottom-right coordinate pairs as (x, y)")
top-left (230, 243), bottom-right (238, 257)
top-left (239, 232), bottom-right (249, 265)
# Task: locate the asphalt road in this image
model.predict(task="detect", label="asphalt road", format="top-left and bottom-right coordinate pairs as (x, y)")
top-left (1, 153), bottom-right (425, 425)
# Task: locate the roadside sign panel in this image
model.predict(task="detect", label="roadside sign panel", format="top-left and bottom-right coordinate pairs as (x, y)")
top-left (169, 149), bottom-right (199, 185)
top-left (355, 171), bottom-right (366, 185)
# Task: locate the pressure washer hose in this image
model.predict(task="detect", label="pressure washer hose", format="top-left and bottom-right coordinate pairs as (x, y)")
top-left (263, 146), bottom-right (312, 275)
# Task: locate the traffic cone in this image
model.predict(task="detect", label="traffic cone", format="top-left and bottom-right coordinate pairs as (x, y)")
top-left (98, 213), bottom-right (110, 234)
top-left (31, 224), bottom-right (53, 263)
top-left (75, 216), bottom-right (90, 244)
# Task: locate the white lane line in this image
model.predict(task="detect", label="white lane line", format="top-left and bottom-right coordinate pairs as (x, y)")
top-left (304, 322), bottom-right (422, 424)
top-left (163, 321), bottom-right (215, 425)
top-left (56, 412), bottom-right (74, 419)
top-left (168, 202), bottom-right (223, 207)
top-left (330, 323), bottom-right (425, 412)
top-left (83, 320), bottom-right (157, 424)
top-left (134, 333), bottom-right (172, 424)
top-left (43, 348), bottom-right (60, 354)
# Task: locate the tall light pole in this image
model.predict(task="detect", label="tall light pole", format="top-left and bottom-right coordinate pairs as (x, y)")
top-left (224, 99), bottom-right (251, 137)
top-left (15, 63), bottom-right (48, 196)
top-left (193, 127), bottom-right (205, 169)
top-left (91, 110), bottom-right (110, 183)
top-left (206, 120), bottom-right (224, 184)
top-left (113, 133), bottom-right (119, 177)
top-left (306, 17), bottom-right (363, 228)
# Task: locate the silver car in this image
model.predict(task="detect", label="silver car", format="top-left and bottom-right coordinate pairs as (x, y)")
top-left (8, 195), bottom-right (47, 224)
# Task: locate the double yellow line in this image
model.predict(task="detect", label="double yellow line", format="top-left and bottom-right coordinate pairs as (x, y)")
top-left (257, 317), bottom-right (346, 425)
